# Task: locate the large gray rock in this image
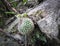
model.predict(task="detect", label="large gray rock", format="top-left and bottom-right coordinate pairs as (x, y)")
top-left (37, 12), bottom-right (59, 39)
top-left (31, 0), bottom-right (60, 40)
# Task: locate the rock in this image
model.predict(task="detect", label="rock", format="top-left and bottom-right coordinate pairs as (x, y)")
top-left (37, 12), bottom-right (58, 39)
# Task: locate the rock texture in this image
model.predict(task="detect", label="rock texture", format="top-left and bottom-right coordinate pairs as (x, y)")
top-left (37, 12), bottom-right (58, 39)
top-left (27, 0), bottom-right (60, 39)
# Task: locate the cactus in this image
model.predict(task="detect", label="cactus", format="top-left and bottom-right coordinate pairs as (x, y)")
top-left (18, 18), bottom-right (34, 35)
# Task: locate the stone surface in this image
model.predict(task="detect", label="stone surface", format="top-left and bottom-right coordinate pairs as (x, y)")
top-left (37, 12), bottom-right (59, 39)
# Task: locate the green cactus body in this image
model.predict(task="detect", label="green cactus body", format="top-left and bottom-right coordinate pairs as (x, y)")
top-left (18, 18), bottom-right (34, 35)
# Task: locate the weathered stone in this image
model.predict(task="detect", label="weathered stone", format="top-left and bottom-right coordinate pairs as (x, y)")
top-left (37, 13), bottom-right (58, 39)
top-left (27, 0), bottom-right (60, 40)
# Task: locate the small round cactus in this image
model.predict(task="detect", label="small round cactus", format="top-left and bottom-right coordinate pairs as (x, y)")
top-left (18, 18), bottom-right (34, 35)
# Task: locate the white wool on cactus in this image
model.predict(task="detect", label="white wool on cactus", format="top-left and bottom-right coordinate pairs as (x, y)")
top-left (17, 18), bottom-right (34, 35)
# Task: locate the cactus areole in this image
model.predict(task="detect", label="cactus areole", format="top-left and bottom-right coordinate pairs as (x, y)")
top-left (18, 18), bottom-right (34, 35)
